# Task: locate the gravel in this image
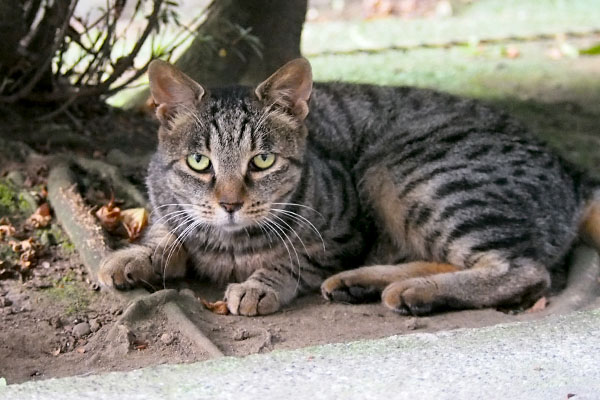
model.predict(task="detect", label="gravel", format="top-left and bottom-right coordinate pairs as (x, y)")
top-left (72, 322), bottom-right (91, 338)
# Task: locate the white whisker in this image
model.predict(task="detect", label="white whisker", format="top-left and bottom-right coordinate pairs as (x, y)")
top-left (271, 208), bottom-right (326, 252)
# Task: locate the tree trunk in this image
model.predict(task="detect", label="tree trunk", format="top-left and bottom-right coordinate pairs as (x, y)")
top-left (0, 0), bottom-right (25, 75)
top-left (126, 0), bottom-right (307, 109)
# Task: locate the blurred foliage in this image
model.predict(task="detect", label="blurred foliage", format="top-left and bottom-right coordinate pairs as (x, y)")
top-left (0, 0), bottom-right (203, 107)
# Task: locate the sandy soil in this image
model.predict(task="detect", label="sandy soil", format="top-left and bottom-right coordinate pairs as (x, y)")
top-left (1, 273), bottom-right (565, 384)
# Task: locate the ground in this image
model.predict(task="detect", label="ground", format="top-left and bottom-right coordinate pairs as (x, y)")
top-left (1, 0), bottom-right (600, 385)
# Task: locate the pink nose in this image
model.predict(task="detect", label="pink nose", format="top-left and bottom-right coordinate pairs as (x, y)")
top-left (219, 202), bottom-right (243, 214)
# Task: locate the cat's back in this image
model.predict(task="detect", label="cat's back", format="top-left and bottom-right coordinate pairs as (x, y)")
top-left (305, 82), bottom-right (524, 163)
top-left (307, 82), bottom-right (585, 268)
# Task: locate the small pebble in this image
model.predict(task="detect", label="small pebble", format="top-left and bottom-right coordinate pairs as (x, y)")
top-left (73, 322), bottom-right (91, 338)
top-left (89, 319), bottom-right (101, 332)
top-left (160, 333), bottom-right (175, 345)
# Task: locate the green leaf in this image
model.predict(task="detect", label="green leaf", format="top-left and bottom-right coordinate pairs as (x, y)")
top-left (580, 44), bottom-right (600, 55)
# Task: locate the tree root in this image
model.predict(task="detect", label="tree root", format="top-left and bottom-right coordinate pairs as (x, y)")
top-left (108, 289), bottom-right (224, 358)
top-left (164, 301), bottom-right (225, 358)
top-left (47, 162), bottom-right (110, 281)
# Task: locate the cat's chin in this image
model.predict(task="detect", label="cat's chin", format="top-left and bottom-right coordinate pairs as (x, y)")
top-left (216, 221), bottom-right (251, 234)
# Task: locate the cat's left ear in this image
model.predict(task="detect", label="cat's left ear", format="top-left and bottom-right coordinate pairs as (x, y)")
top-left (148, 60), bottom-right (205, 124)
top-left (255, 58), bottom-right (313, 120)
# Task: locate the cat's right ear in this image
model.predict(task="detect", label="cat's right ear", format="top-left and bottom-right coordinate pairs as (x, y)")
top-left (148, 60), bottom-right (205, 125)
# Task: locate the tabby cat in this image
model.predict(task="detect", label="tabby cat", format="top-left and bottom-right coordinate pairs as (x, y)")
top-left (98, 58), bottom-right (600, 316)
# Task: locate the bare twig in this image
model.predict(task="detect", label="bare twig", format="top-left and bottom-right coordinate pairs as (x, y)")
top-left (0, 0), bottom-right (79, 103)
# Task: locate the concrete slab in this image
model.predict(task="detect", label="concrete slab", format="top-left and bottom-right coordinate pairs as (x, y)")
top-left (2, 308), bottom-right (599, 400)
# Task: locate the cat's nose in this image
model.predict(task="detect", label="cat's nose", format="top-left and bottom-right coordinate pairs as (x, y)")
top-left (219, 202), bottom-right (243, 214)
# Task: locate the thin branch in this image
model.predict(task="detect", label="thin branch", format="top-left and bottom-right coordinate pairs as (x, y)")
top-left (0, 0), bottom-right (79, 103)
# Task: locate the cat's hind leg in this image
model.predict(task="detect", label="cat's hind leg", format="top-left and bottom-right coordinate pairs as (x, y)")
top-left (381, 254), bottom-right (550, 315)
top-left (321, 262), bottom-right (459, 303)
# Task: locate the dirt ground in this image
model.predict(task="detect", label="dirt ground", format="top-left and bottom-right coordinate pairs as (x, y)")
top-left (4, 269), bottom-right (591, 385)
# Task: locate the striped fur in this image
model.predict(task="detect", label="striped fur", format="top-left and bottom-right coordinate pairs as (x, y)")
top-left (99, 59), bottom-right (598, 316)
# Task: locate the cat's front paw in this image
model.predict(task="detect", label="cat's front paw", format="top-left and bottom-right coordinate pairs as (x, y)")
top-left (98, 245), bottom-right (159, 290)
top-left (225, 281), bottom-right (280, 316)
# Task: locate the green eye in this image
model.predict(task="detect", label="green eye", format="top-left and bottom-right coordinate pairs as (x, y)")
top-left (251, 153), bottom-right (276, 170)
top-left (187, 154), bottom-right (211, 172)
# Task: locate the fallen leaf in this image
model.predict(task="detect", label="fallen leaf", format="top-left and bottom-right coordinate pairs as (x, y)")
top-left (121, 208), bottom-right (149, 242)
top-left (25, 203), bottom-right (52, 229)
top-left (201, 298), bottom-right (230, 315)
top-left (51, 348), bottom-right (61, 356)
top-left (527, 296), bottom-right (547, 313)
top-left (0, 220), bottom-right (15, 240)
top-left (95, 198), bottom-right (121, 231)
top-left (19, 249), bottom-right (36, 269)
top-left (9, 237), bottom-right (35, 253)
top-left (133, 340), bottom-right (148, 350)
top-left (75, 347), bottom-right (86, 354)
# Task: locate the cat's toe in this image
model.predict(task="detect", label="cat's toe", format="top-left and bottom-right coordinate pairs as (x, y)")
top-left (225, 281), bottom-right (280, 316)
top-left (98, 246), bottom-right (156, 290)
top-left (321, 276), bottom-right (380, 304)
top-left (381, 280), bottom-right (439, 316)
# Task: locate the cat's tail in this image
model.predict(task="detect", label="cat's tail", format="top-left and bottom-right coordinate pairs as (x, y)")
top-left (579, 176), bottom-right (600, 250)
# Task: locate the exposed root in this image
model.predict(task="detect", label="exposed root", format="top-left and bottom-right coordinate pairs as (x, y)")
top-left (47, 162), bottom-right (110, 281)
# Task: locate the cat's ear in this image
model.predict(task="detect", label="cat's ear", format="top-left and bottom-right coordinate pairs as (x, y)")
top-left (148, 60), bottom-right (205, 124)
top-left (255, 58), bottom-right (313, 120)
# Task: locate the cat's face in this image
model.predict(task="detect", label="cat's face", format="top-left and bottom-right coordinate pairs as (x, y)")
top-left (147, 59), bottom-right (312, 233)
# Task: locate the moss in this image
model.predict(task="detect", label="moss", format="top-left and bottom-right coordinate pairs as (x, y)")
top-left (33, 224), bottom-right (76, 254)
top-left (0, 179), bottom-right (36, 216)
top-left (0, 181), bottom-right (18, 214)
top-left (44, 273), bottom-right (91, 315)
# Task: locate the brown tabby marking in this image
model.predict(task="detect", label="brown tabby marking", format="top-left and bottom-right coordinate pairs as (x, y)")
top-left (581, 200), bottom-right (600, 249)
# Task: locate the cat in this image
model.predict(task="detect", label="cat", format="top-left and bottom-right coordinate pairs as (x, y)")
top-left (98, 58), bottom-right (600, 316)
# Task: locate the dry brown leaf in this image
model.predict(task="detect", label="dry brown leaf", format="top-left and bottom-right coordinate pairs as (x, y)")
top-left (0, 220), bottom-right (16, 240)
top-left (527, 296), bottom-right (548, 313)
top-left (201, 298), bottom-right (230, 315)
top-left (51, 348), bottom-right (61, 356)
top-left (121, 208), bottom-right (149, 242)
top-left (9, 237), bottom-right (35, 253)
top-left (95, 198), bottom-right (122, 231)
top-left (26, 203), bottom-right (52, 229)
top-left (19, 249), bottom-right (36, 269)
top-left (133, 340), bottom-right (148, 350)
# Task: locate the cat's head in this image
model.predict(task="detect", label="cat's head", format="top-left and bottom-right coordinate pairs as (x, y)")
top-left (146, 58), bottom-right (312, 233)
